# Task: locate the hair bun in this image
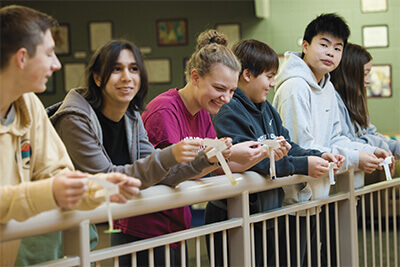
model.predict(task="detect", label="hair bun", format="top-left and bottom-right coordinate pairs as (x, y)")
top-left (196, 29), bottom-right (228, 50)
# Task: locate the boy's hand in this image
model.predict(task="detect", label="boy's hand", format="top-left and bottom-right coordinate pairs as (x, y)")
top-left (273, 136), bottom-right (291, 161)
top-left (107, 173), bottom-right (141, 203)
top-left (53, 171), bottom-right (89, 210)
top-left (172, 139), bottom-right (203, 163)
top-left (229, 141), bottom-right (269, 164)
top-left (308, 156), bottom-right (329, 178)
top-left (358, 151), bottom-right (380, 173)
top-left (321, 152), bottom-right (345, 170)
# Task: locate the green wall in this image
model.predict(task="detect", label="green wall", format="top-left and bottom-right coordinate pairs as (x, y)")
top-left (3, 0), bottom-right (399, 133)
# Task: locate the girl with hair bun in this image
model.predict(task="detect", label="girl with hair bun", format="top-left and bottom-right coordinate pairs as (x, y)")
top-left (137, 29), bottom-right (270, 266)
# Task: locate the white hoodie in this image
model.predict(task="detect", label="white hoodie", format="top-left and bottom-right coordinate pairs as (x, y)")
top-left (273, 52), bottom-right (376, 204)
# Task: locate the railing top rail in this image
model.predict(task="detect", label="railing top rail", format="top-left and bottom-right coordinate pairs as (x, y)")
top-left (1, 171), bottom-right (327, 242)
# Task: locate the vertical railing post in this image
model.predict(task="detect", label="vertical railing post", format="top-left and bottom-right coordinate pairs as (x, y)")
top-left (62, 219), bottom-right (91, 266)
top-left (227, 190), bottom-right (251, 266)
top-left (336, 169), bottom-right (359, 266)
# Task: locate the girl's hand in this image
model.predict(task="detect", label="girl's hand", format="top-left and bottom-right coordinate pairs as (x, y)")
top-left (204, 137), bottom-right (233, 163)
top-left (172, 139), bottom-right (203, 163)
top-left (358, 151), bottom-right (380, 174)
top-left (52, 171), bottom-right (89, 209)
top-left (107, 173), bottom-right (141, 203)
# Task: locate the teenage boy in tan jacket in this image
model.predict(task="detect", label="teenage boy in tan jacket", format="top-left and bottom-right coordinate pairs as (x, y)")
top-left (0, 5), bottom-right (141, 265)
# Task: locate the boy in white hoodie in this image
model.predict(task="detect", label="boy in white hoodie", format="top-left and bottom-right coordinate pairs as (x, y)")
top-left (0, 5), bottom-right (141, 266)
top-left (272, 13), bottom-right (389, 265)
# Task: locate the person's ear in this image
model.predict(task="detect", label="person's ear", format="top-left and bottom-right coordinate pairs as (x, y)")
top-left (302, 40), bottom-right (309, 55)
top-left (190, 69), bottom-right (200, 86)
top-left (93, 73), bottom-right (101, 87)
top-left (242, 69), bottom-right (252, 83)
top-left (15, 48), bottom-right (29, 70)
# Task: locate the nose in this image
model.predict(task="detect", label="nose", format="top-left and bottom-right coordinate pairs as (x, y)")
top-left (51, 54), bottom-right (62, 71)
top-left (220, 90), bottom-right (232, 104)
top-left (270, 77), bottom-right (276, 88)
top-left (121, 69), bottom-right (132, 82)
top-left (364, 74), bottom-right (371, 86)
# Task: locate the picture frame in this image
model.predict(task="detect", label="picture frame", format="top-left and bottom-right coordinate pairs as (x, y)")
top-left (51, 23), bottom-right (70, 55)
top-left (64, 63), bottom-right (86, 92)
top-left (144, 58), bottom-right (171, 84)
top-left (362, 25), bottom-right (389, 48)
top-left (89, 21), bottom-right (113, 52)
top-left (366, 64), bottom-right (392, 98)
top-left (216, 23), bottom-right (241, 48)
top-left (156, 19), bottom-right (188, 46)
top-left (361, 0), bottom-right (387, 13)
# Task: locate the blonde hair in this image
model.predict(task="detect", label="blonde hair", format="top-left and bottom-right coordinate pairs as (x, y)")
top-left (185, 29), bottom-right (241, 82)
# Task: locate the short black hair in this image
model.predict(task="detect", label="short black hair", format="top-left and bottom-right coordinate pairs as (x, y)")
top-left (82, 40), bottom-right (148, 112)
top-left (303, 13), bottom-right (350, 47)
top-left (232, 39), bottom-right (279, 77)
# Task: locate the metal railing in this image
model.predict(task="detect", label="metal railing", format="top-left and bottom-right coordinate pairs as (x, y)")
top-left (1, 169), bottom-right (399, 266)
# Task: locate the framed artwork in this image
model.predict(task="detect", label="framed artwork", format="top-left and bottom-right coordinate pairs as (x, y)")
top-left (216, 23), bottom-right (241, 48)
top-left (51, 23), bottom-right (70, 55)
top-left (366, 64), bottom-right (392, 98)
top-left (89, 21), bottom-right (113, 51)
top-left (64, 63), bottom-right (86, 92)
top-left (361, 0), bottom-right (387, 13)
top-left (362, 25), bottom-right (389, 48)
top-left (156, 19), bottom-right (188, 46)
top-left (144, 58), bottom-right (171, 83)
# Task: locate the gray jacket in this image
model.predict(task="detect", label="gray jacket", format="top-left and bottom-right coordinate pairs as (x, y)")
top-left (50, 89), bottom-right (212, 189)
top-left (335, 90), bottom-right (400, 159)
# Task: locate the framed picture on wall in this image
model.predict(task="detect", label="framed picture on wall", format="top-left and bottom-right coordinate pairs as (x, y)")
top-left (156, 19), bottom-right (188, 46)
top-left (89, 21), bottom-right (113, 51)
top-left (362, 25), bottom-right (389, 48)
top-left (361, 0), bottom-right (387, 13)
top-left (51, 23), bottom-right (70, 55)
top-left (366, 64), bottom-right (392, 98)
top-left (144, 58), bottom-right (171, 83)
top-left (216, 23), bottom-right (241, 48)
top-left (64, 63), bottom-right (86, 92)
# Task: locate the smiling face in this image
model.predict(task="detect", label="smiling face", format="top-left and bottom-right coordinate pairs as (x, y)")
top-left (23, 29), bottom-right (61, 93)
top-left (96, 49), bottom-right (141, 115)
top-left (245, 70), bottom-right (276, 103)
top-left (302, 33), bottom-right (344, 82)
top-left (193, 63), bottom-right (238, 115)
top-left (364, 60), bottom-right (373, 88)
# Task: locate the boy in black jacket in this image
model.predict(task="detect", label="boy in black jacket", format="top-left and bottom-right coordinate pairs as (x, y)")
top-left (205, 39), bottom-right (344, 266)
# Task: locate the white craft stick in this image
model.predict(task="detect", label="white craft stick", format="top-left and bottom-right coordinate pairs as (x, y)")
top-left (203, 138), bottom-right (238, 185)
top-left (89, 176), bottom-right (121, 233)
top-left (260, 140), bottom-right (282, 179)
top-left (379, 156), bottom-right (393, 180)
top-left (328, 162), bottom-right (338, 185)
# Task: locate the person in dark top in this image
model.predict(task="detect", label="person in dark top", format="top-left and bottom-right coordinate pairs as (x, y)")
top-left (205, 39), bottom-right (345, 266)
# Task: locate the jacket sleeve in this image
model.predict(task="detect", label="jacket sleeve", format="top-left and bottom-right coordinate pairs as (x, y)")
top-left (54, 113), bottom-right (188, 189)
top-left (214, 105), bottom-right (310, 177)
top-left (358, 125), bottom-right (400, 159)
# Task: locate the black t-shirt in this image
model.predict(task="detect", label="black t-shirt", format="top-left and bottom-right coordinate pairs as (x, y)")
top-left (95, 109), bottom-right (131, 165)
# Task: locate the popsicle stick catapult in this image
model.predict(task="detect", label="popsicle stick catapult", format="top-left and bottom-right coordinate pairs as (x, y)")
top-left (260, 140), bottom-right (283, 179)
top-left (328, 162), bottom-right (338, 185)
top-left (202, 138), bottom-right (238, 185)
top-left (89, 176), bottom-right (125, 233)
top-left (379, 156), bottom-right (393, 180)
